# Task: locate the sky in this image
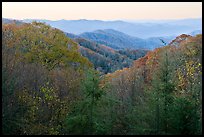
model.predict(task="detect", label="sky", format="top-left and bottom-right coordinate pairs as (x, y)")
top-left (2, 2), bottom-right (202, 21)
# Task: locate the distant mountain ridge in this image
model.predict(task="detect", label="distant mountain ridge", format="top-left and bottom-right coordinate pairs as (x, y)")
top-left (79, 29), bottom-right (146, 49)
top-left (21, 18), bottom-right (202, 39)
top-left (78, 29), bottom-right (175, 50)
top-left (67, 29), bottom-right (201, 50)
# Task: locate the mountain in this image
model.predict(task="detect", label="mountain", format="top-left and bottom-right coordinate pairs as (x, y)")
top-left (79, 29), bottom-right (175, 50)
top-left (21, 18), bottom-right (202, 39)
top-left (7, 18), bottom-right (201, 50)
top-left (79, 29), bottom-right (146, 50)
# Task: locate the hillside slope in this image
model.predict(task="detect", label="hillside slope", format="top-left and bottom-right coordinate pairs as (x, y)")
top-left (72, 38), bottom-right (148, 74)
top-left (103, 34), bottom-right (202, 134)
top-left (2, 22), bottom-right (93, 135)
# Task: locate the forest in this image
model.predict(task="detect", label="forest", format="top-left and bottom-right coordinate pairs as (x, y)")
top-left (2, 21), bottom-right (202, 135)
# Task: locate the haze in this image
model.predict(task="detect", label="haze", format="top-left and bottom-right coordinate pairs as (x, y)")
top-left (2, 2), bottom-right (202, 21)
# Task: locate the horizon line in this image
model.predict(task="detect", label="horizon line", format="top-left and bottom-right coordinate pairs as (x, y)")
top-left (2, 17), bottom-right (202, 22)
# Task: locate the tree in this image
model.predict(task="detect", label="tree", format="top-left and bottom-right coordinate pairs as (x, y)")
top-left (63, 69), bottom-right (104, 135)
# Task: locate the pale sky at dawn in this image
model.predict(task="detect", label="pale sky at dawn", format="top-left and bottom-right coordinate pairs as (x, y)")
top-left (2, 2), bottom-right (202, 21)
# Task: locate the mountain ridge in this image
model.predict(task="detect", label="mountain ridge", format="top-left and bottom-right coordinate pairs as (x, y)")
top-left (20, 18), bottom-right (202, 38)
top-left (79, 29), bottom-right (175, 50)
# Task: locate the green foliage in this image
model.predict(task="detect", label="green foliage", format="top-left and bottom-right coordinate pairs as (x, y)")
top-left (63, 69), bottom-right (105, 135)
top-left (168, 96), bottom-right (201, 135)
top-left (82, 69), bottom-right (104, 101)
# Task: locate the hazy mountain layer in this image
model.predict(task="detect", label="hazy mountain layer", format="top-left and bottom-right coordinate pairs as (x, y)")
top-left (79, 29), bottom-right (175, 50)
top-left (22, 18), bottom-right (202, 38)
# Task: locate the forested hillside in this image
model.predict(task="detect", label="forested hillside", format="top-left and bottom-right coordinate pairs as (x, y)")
top-left (2, 22), bottom-right (94, 134)
top-left (2, 21), bottom-right (202, 135)
top-left (72, 38), bottom-right (148, 74)
top-left (75, 38), bottom-right (132, 74)
top-left (104, 34), bottom-right (202, 134)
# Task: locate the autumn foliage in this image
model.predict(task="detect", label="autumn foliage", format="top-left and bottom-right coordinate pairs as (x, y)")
top-left (2, 21), bottom-right (202, 135)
